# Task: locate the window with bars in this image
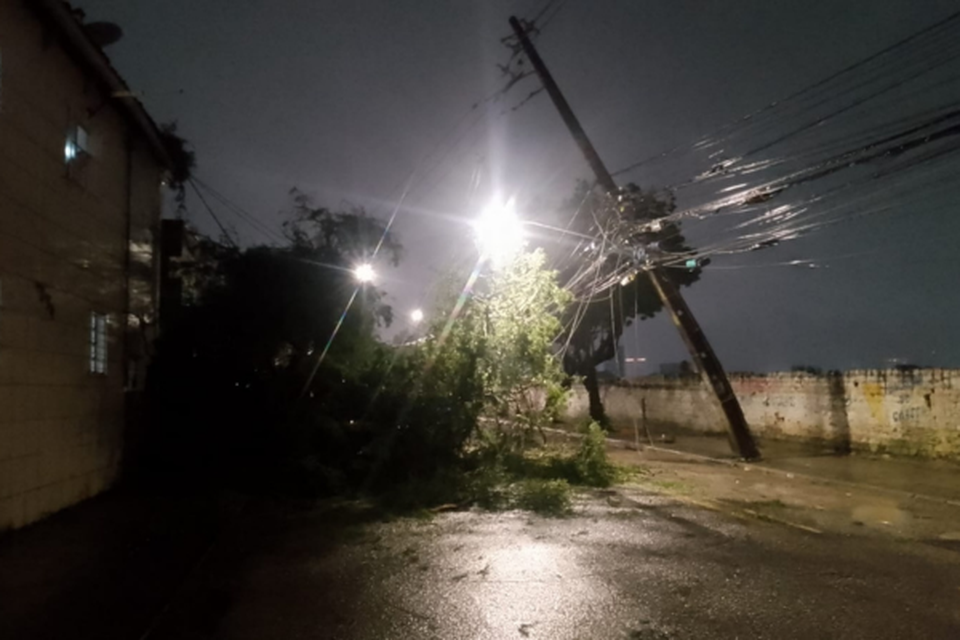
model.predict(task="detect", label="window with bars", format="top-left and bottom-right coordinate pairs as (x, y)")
top-left (89, 312), bottom-right (107, 374)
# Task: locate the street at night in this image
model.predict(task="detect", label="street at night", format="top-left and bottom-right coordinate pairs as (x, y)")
top-left (7, 460), bottom-right (960, 639)
top-left (3, 1), bottom-right (960, 637)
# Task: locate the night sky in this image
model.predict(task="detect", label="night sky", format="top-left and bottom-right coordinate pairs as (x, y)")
top-left (80, 0), bottom-right (960, 374)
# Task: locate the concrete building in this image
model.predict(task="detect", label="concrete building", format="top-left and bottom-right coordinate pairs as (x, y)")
top-left (0, 0), bottom-right (172, 530)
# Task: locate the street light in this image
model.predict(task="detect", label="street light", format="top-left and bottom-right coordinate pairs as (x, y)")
top-left (473, 196), bottom-right (524, 264)
top-left (410, 308), bottom-right (424, 324)
top-left (354, 263), bottom-right (375, 283)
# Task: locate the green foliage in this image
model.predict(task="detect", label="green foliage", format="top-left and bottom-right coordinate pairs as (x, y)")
top-left (358, 344), bottom-right (486, 487)
top-left (367, 426), bottom-right (621, 517)
top-left (158, 122), bottom-right (196, 211)
top-left (148, 200), bottom-right (582, 511)
top-left (454, 249), bottom-right (573, 443)
top-left (573, 422), bottom-right (620, 487)
top-left (542, 383), bottom-right (570, 424)
top-left (487, 422), bottom-right (619, 488)
top-left (464, 465), bottom-right (513, 510)
top-left (145, 191), bottom-right (401, 489)
top-left (358, 248), bottom-right (571, 489)
top-left (284, 188), bottom-right (401, 265)
top-left (399, 424), bottom-right (619, 516)
top-left (514, 479), bottom-right (573, 515)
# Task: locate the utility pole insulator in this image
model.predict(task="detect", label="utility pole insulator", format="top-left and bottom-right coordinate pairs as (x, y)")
top-left (685, 257), bottom-right (711, 269)
top-left (509, 16), bottom-right (759, 459)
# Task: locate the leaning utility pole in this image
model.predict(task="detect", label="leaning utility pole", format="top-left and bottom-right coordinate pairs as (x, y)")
top-left (509, 16), bottom-right (759, 459)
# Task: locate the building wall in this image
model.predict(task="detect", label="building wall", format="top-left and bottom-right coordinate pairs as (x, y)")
top-left (563, 369), bottom-right (960, 459)
top-left (0, 2), bottom-right (163, 530)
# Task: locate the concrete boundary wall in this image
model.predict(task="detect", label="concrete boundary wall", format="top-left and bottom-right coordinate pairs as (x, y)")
top-left (563, 369), bottom-right (960, 459)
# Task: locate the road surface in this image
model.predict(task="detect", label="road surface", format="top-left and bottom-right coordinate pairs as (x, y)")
top-left (143, 487), bottom-right (960, 639)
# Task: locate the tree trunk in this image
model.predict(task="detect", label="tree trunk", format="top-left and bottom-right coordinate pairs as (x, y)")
top-left (582, 366), bottom-right (607, 426)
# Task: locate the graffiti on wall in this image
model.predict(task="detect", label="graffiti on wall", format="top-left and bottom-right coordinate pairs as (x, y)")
top-left (764, 395), bottom-right (796, 409)
top-left (861, 377), bottom-right (930, 427)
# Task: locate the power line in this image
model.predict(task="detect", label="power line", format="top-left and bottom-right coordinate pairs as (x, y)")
top-left (610, 8), bottom-right (960, 180)
top-left (188, 178), bottom-right (237, 248)
top-left (192, 177), bottom-right (286, 245)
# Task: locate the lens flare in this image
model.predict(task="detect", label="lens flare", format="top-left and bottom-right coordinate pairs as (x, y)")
top-left (354, 263), bottom-right (375, 283)
top-left (473, 197), bottom-right (524, 264)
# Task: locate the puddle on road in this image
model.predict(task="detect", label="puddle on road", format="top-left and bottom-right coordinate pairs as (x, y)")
top-left (851, 504), bottom-right (909, 529)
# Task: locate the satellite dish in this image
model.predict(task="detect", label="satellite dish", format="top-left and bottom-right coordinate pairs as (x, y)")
top-left (84, 22), bottom-right (124, 48)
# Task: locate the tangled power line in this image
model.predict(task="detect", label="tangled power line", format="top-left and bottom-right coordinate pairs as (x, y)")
top-left (533, 8), bottom-right (960, 310)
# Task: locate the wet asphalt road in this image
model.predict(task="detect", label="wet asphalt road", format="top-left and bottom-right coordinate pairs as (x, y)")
top-left (145, 487), bottom-right (960, 640)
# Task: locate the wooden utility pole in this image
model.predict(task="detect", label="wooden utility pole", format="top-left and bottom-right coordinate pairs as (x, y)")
top-left (509, 16), bottom-right (759, 459)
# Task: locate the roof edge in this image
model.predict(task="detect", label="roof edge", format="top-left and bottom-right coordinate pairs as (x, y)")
top-left (31, 0), bottom-right (174, 170)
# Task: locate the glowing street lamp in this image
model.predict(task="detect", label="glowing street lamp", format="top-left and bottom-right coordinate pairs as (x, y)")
top-left (410, 308), bottom-right (424, 324)
top-left (354, 263), bottom-right (375, 283)
top-left (472, 196), bottom-right (525, 264)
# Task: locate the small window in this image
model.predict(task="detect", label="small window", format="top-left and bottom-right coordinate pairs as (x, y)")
top-left (65, 125), bottom-right (90, 163)
top-left (89, 312), bottom-right (107, 374)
